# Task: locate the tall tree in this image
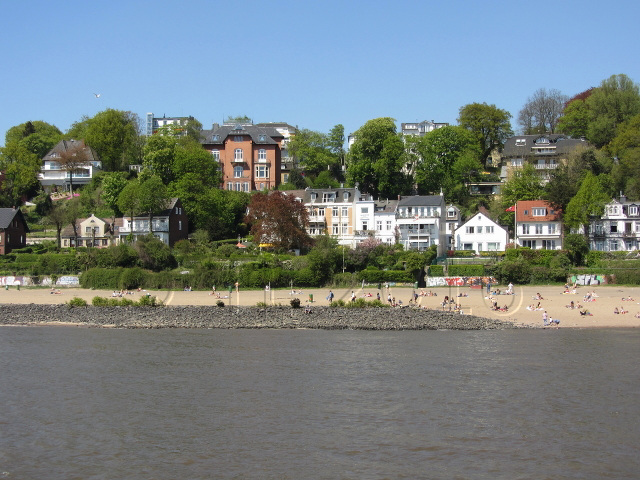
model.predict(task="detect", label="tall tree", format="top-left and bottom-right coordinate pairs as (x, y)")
top-left (346, 117), bottom-right (410, 197)
top-left (68, 109), bottom-right (142, 171)
top-left (138, 175), bottom-right (169, 234)
top-left (413, 126), bottom-right (481, 196)
top-left (564, 172), bottom-right (611, 239)
top-left (117, 179), bottom-right (142, 240)
top-left (57, 141), bottom-right (90, 196)
top-left (501, 164), bottom-right (545, 208)
top-left (0, 143), bottom-right (41, 206)
top-left (458, 102), bottom-right (513, 164)
top-left (518, 88), bottom-right (568, 134)
top-left (5, 120), bottom-right (63, 158)
top-left (45, 201), bottom-right (68, 248)
top-left (586, 74), bottom-right (640, 148)
top-left (610, 113), bottom-right (640, 199)
top-left (287, 129), bottom-right (337, 176)
top-left (557, 88), bottom-right (594, 138)
top-left (245, 191), bottom-right (311, 251)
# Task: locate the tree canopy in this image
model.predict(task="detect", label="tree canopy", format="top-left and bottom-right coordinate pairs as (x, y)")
top-left (518, 88), bottom-right (567, 134)
top-left (458, 102), bottom-right (513, 164)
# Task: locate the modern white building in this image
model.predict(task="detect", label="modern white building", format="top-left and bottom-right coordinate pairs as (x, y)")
top-left (396, 194), bottom-right (446, 254)
top-left (39, 139), bottom-right (101, 190)
top-left (400, 120), bottom-right (449, 137)
top-left (455, 211), bottom-right (508, 253)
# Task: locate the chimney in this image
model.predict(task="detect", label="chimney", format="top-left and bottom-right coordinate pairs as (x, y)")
top-left (212, 123), bottom-right (219, 131)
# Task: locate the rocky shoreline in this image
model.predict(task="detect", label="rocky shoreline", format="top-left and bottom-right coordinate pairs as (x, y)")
top-left (0, 304), bottom-right (530, 330)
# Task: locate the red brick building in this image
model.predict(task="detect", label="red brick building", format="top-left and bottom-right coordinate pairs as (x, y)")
top-left (200, 123), bottom-right (283, 192)
top-left (0, 207), bottom-right (29, 255)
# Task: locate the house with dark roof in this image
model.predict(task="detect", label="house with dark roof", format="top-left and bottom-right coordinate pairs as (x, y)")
top-left (39, 139), bottom-right (102, 190)
top-left (117, 198), bottom-right (188, 246)
top-left (498, 134), bottom-right (589, 183)
top-left (515, 200), bottom-right (562, 250)
top-left (200, 123), bottom-right (283, 192)
top-left (0, 207), bottom-right (29, 254)
top-left (395, 194), bottom-right (446, 254)
top-left (588, 196), bottom-right (640, 252)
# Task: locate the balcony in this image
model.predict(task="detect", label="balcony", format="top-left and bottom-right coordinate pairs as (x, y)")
top-left (533, 163), bottom-right (559, 170)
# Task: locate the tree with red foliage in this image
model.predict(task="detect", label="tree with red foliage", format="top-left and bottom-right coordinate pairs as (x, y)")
top-left (245, 191), bottom-right (311, 251)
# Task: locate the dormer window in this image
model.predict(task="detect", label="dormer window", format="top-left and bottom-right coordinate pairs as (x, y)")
top-left (515, 138), bottom-right (526, 146)
top-left (343, 192), bottom-right (350, 201)
top-left (532, 208), bottom-right (546, 216)
top-left (212, 135), bottom-right (220, 141)
top-left (259, 134), bottom-right (266, 141)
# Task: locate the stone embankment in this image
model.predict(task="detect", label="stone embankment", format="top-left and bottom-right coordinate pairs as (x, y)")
top-left (0, 304), bottom-right (528, 330)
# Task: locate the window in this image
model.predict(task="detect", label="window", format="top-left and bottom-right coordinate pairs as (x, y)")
top-left (486, 226), bottom-right (494, 234)
top-left (466, 226), bottom-right (475, 234)
top-left (179, 221), bottom-right (182, 230)
top-left (258, 149), bottom-right (267, 161)
top-left (377, 220), bottom-right (382, 231)
top-left (235, 182), bottom-right (241, 191)
top-left (243, 182), bottom-right (249, 192)
top-left (255, 165), bottom-right (269, 178)
top-left (477, 226), bottom-right (483, 234)
top-left (234, 166), bottom-right (243, 178)
top-left (522, 240), bottom-right (536, 248)
top-left (610, 224), bottom-right (618, 233)
top-left (463, 243), bottom-right (473, 250)
top-left (283, 173), bottom-right (289, 183)
top-left (610, 240), bottom-right (618, 251)
top-left (259, 134), bottom-right (266, 141)
top-left (630, 206), bottom-right (638, 216)
top-left (343, 192), bottom-right (350, 201)
top-left (234, 149), bottom-right (243, 161)
top-left (332, 225), bottom-right (339, 235)
top-left (227, 182), bottom-right (233, 190)
top-left (532, 208), bottom-right (546, 216)
top-left (487, 242), bottom-right (499, 251)
top-left (512, 158), bottom-right (524, 167)
top-left (548, 224), bottom-right (557, 234)
top-left (522, 224), bottom-right (530, 234)
top-left (361, 207), bottom-right (369, 214)
top-left (447, 209), bottom-right (456, 218)
top-left (341, 223), bottom-right (348, 234)
top-left (342, 207), bottom-right (348, 217)
top-left (318, 208), bottom-right (325, 216)
top-left (362, 221), bottom-right (368, 231)
top-left (85, 226), bottom-right (91, 233)
top-left (332, 207), bottom-right (338, 217)
top-left (234, 136), bottom-right (243, 142)
top-left (211, 150), bottom-right (220, 161)
top-left (386, 221), bottom-right (392, 230)
top-left (535, 225), bottom-right (543, 235)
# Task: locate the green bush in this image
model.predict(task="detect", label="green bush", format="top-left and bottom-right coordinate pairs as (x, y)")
top-left (447, 264), bottom-right (484, 277)
top-left (119, 267), bottom-right (147, 290)
top-left (80, 268), bottom-right (124, 289)
top-left (216, 300), bottom-right (225, 307)
top-left (356, 268), bottom-right (412, 284)
top-left (290, 298), bottom-right (301, 308)
top-left (428, 265), bottom-right (444, 276)
top-left (67, 296), bottom-right (88, 307)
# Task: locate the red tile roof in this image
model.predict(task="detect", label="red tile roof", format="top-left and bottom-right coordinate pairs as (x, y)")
top-left (516, 200), bottom-right (561, 222)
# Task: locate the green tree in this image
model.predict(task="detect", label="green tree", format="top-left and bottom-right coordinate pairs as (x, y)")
top-left (414, 126), bottom-right (481, 196)
top-left (69, 109), bottom-right (142, 171)
top-left (557, 97), bottom-right (590, 138)
top-left (100, 172), bottom-right (129, 217)
top-left (564, 172), bottom-right (611, 239)
top-left (117, 179), bottom-right (142, 235)
top-left (5, 120), bottom-right (63, 158)
top-left (138, 175), bottom-right (169, 235)
top-left (288, 128), bottom-right (339, 177)
top-left (0, 143), bottom-right (41, 206)
top-left (347, 117), bottom-right (410, 197)
top-left (57, 141), bottom-right (90, 197)
top-left (586, 74), bottom-right (640, 148)
top-left (134, 234), bottom-right (176, 271)
top-left (518, 88), bottom-right (567, 134)
top-left (45, 201), bottom-right (69, 248)
top-left (501, 164), bottom-right (544, 207)
top-left (563, 233), bottom-right (589, 266)
top-left (610, 114), bottom-right (640, 199)
top-left (458, 102), bottom-right (513, 164)
top-left (142, 134), bottom-right (178, 184)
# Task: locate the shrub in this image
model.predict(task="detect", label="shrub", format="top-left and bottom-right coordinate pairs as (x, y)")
top-left (290, 298), bottom-right (301, 308)
top-left (119, 267), bottom-right (147, 290)
top-left (447, 264), bottom-right (484, 277)
top-left (67, 296), bottom-right (88, 307)
top-left (137, 294), bottom-right (162, 306)
top-left (80, 268), bottom-right (123, 290)
top-left (216, 300), bottom-right (225, 307)
top-left (428, 265), bottom-right (444, 276)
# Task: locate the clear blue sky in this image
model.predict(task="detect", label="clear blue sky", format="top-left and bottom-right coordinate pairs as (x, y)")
top-left (2, 0), bottom-right (639, 147)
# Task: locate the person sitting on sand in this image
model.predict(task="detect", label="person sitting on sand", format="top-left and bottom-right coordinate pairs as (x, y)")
top-left (635, 312), bottom-right (640, 319)
top-left (580, 309), bottom-right (592, 316)
top-left (567, 301), bottom-right (575, 309)
top-left (620, 307), bottom-right (628, 314)
top-left (614, 307), bottom-right (619, 314)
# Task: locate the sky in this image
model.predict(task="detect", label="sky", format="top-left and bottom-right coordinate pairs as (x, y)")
top-left (2, 0), bottom-right (640, 147)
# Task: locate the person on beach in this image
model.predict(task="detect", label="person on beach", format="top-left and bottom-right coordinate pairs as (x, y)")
top-left (543, 311), bottom-right (549, 326)
top-left (327, 290), bottom-right (334, 302)
top-left (507, 283), bottom-right (514, 295)
top-left (376, 292), bottom-right (381, 301)
top-left (351, 291), bottom-right (356, 302)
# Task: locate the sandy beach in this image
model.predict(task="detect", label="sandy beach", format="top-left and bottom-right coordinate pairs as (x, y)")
top-left (2, 283), bottom-right (640, 328)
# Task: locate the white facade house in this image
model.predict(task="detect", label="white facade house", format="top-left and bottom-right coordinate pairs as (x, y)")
top-left (39, 139), bottom-right (101, 190)
top-left (515, 200), bottom-right (563, 250)
top-left (455, 212), bottom-right (508, 253)
top-left (396, 194), bottom-right (446, 255)
top-left (589, 197), bottom-right (640, 251)
top-left (445, 204), bottom-right (461, 252)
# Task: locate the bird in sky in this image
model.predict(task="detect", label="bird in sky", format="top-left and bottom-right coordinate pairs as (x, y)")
top-left (94, 93), bottom-right (101, 98)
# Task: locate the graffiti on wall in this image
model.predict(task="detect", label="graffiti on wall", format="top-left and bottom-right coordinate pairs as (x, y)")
top-left (570, 274), bottom-right (607, 286)
top-left (426, 276), bottom-right (497, 287)
top-left (0, 276), bottom-right (30, 286)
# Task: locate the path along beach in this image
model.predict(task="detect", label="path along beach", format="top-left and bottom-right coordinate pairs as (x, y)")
top-left (2, 284), bottom-right (640, 328)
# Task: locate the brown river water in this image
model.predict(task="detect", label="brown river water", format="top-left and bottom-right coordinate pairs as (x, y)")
top-left (1, 327), bottom-right (639, 479)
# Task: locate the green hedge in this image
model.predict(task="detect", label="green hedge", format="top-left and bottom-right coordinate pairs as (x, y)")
top-left (447, 264), bottom-right (484, 276)
top-left (356, 268), bottom-right (413, 283)
top-left (428, 265), bottom-right (444, 276)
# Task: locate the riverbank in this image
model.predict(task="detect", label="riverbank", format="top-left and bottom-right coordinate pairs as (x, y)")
top-left (1, 284), bottom-right (639, 328)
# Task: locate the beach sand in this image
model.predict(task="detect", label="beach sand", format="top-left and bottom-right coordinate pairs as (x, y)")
top-left (1, 284), bottom-right (639, 328)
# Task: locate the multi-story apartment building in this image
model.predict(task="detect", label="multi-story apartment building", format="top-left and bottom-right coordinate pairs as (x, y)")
top-left (145, 113), bottom-right (194, 136)
top-left (589, 196), bottom-right (640, 251)
top-left (255, 123), bottom-right (297, 185)
top-left (39, 139), bottom-right (101, 190)
top-left (499, 134), bottom-right (589, 182)
top-left (396, 194), bottom-right (446, 255)
top-left (201, 123), bottom-right (283, 192)
top-left (515, 200), bottom-right (562, 250)
top-left (400, 120), bottom-right (449, 137)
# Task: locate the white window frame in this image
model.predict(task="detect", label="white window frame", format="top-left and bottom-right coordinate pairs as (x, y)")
top-left (234, 166), bottom-right (243, 178)
top-left (234, 148), bottom-right (243, 161)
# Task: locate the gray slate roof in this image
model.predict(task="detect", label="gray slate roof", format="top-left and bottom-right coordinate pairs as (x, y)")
top-left (200, 124), bottom-right (284, 145)
top-left (0, 208), bottom-right (29, 231)
top-left (42, 139), bottom-right (99, 162)
top-left (501, 135), bottom-right (588, 157)
top-left (397, 195), bottom-right (444, 207)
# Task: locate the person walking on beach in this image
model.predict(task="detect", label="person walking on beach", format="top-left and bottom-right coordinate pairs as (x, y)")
top-left (351, 291), bottom-right (356, 302)
top-left (543, 311), bottom-right (549, 326)
top-left (327, 290), bottom-right (334, 302)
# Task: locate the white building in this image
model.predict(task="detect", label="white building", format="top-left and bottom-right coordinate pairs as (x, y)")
top-left (39, 139), bottom-right (101, 190)
top-left (396, 194), bottom-right (446, 254)
top-left (455, 211), bottom-right (508, 253)
top-left (515, 200), bottom-right (563, 250)
top-left (589, 196), bottom-right (640, 251)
